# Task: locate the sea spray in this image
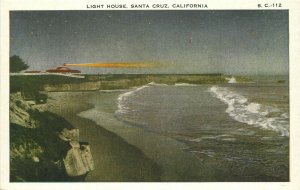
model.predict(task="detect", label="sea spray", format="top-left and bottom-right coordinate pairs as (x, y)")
top-left (209, 86), bottom-right (289, 136)
top-left (226, 76), bottom-right (237, 83)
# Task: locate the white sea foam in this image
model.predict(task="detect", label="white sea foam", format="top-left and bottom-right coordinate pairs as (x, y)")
top-left (226, 76), bottom-right (237, 83)
top-left (99, 89), bottom-right (127, 92)
top-left (116, 82), bottom-right (173, 114)
top-left (209, 86), bottom-right (289, 136)
top-left (281, 113), bottom-right (289, 119)
top-left (116, 84), bottom-right (150, 114)
top-left (147, 81), bottom-right (169, 86)
top-left (174, 83), bottom-right (198, 86)
top-left (189, 134), bottom-right (231, 142)
top-left (117, 82), bottom-right (197, 114)
top-left (190, 150), bottom-right (216, 157)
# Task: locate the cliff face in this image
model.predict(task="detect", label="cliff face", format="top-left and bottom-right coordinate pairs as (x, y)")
top-left (44, 81), bottom-right (101, 91)
top-left (10, 93), bottom-right (40, 128)
top-left (42, 74), bottom-right (246, 92)
top-left (10, 93), bottom-right (93, 182)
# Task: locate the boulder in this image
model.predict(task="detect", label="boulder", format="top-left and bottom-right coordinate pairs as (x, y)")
top-left (63, 142), bottom-right (94, 176)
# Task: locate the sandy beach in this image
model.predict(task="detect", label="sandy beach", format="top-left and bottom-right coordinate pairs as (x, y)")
top-left (43, 91), bottom-right (161, 182)
top-left (43, 91), bottom-right (216, 182)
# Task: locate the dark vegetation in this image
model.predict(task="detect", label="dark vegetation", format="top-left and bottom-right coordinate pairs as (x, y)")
top-left (10, 75), bottom-right (85, 93)
top-left (10, 110), bottom-right (84, 182)
top-left (10, 55), bottom-right (29, 73)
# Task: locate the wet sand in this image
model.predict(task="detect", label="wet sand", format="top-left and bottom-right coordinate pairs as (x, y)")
top-left (43, 92), bottom-right (161, 182)
top-left (76, 91), bottom-right (217, 181)
top-left (43, 91), bottom-right (216, 182)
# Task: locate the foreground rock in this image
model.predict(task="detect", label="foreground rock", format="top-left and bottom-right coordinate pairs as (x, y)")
top-left (59, 128), bottom-right (95, 176)
top-left (10, 93), bottom-right (94, 181)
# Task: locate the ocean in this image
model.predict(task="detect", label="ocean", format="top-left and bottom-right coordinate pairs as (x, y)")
top-left (79, 75), bottom-right (289, 181)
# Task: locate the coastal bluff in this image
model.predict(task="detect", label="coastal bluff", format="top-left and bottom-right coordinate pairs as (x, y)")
top-left (41, 74), bottom-right (251, 92)
top-left (10, 93), bottom-right (94, 181)
top-left (10, 74), bottom-right (252, 93)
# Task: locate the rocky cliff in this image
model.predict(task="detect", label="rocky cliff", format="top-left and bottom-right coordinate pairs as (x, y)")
top-left (10, 93), bottom-right (93, 182)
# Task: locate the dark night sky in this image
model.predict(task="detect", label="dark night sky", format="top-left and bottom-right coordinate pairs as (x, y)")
top-left (10, 10), bottom-right (288, 74)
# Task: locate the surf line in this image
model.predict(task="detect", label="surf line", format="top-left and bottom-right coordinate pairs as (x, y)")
top-left (115, 81), bottom-right (203, 115)
top-left (209, 86), bottom-right (289, 136)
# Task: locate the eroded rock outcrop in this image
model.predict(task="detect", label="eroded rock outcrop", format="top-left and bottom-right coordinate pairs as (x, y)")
top-left (10, 93), bottom-right (93, 181)
top-left (59, 128), bottom-right (95, 177)
top-left (10, 93), bottom-right (40, 128)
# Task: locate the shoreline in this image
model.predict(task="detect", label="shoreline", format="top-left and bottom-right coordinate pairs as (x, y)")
top-left (43, 82), bottom-right (289, 182)
top-left (44, 91), bottom-right (161, 182)
top-left (76, 90), bottom-right (217, 181)
top-left (45, 91), bottom-right (216, 181)
top-left (76, 84), bottom-right (289, 182)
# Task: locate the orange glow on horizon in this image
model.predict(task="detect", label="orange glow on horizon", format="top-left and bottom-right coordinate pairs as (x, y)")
top-left (64, 62), bottom-right (157, 68)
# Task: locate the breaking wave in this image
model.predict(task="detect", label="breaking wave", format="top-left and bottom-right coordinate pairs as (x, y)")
top-left (116, 82), bottom-right (169, 114)
top-left (116, 82), bottom-right (201, 114)
top-left (116, 85), bottom-right (150, 114)
top-left (174, 83), bottom-right (198, 86)
top-left (99, 89), bottom-right (128, 92)
top-left (226, 76), bottom-right (237, 83)
top-left (209, 86), bottom-right (289, 136)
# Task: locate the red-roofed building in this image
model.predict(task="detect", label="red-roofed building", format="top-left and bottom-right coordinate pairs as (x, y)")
top-left (46, 66), bottom-right (81, 73)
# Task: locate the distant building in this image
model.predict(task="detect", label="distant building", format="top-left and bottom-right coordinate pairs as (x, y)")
top-left (46, 66), bottom-right (81, 73)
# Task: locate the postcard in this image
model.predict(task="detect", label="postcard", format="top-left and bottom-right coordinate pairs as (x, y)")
top-left (1, 0), bottom-right (300, 189)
